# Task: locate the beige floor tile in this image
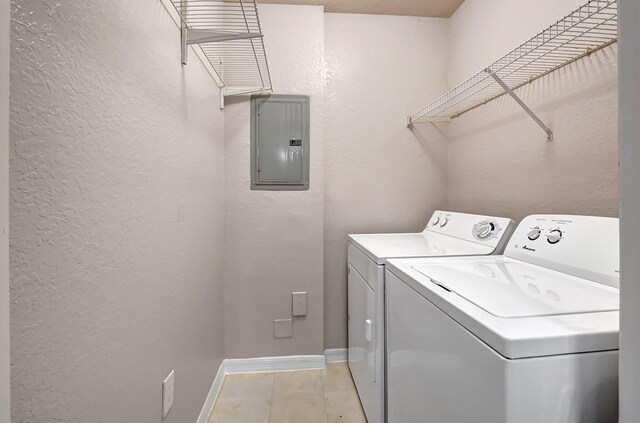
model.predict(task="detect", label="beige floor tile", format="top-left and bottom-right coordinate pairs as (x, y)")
top-left (269, 392), bottom-right (328, 423)
top-left (325, 390), bottom-right (367, 423)
top-left (273, 370), bottom-right (324, 396)
top-left (322, 363), bottom-right (356, 393)
top-left (209, 396), bottom-right (271, 423)
top-left (219, 373), bottom-right (274, 399)
top-left (209, 366), bottom-right (365, 423)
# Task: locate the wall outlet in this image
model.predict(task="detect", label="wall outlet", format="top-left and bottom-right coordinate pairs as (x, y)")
top-left (162, 370), bottom-right (175, 418)
top-left (274, 319), bottom-right (293, 338)
top-left (292, 292), bottom-right (307, 317)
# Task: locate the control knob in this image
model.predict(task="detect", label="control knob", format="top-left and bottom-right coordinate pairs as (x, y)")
top-left (475, 221), bottom-right (496, 239)
top-left (440, 217), bottom-right (449, 227)
top-left (432, 216), bottom-right (440, 226)
top-left (546, 229), bottom-right (563, 244)
top-left (527, 227), bottom-right (541, 241)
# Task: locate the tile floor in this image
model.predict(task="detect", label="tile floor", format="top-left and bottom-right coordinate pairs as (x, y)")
top-left (208, 363), bottom-right (367, 423)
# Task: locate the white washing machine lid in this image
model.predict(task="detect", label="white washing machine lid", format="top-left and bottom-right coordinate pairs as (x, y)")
top-left (386, 256), bottom-right (620, 359)
top-left (348, 232), bottom-right (495, 265)
top-left (413, 260), bottom-right (619, 318)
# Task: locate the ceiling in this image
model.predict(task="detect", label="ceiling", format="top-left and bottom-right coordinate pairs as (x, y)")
top-left (256, 0), bottom-right (466, 18)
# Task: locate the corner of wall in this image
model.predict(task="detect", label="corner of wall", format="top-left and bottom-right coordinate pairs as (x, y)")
top-left (1, 0), bottom-right (9, 420)
top-left (619, 0), bottom-right (640, 420)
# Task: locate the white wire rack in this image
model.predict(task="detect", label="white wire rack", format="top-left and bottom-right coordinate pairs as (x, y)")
top-left (407, 0), bottom-right (618, 141)
top-left (170, 0), bottom-right (272, 97)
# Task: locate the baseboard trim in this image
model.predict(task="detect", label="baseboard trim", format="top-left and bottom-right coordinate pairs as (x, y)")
top-left (224, 355), bottom-right (326, 374)
top-left (196, 354), bottom-right (334, 422)
top-left (324, 348), bottom-right (348, 363)
top-left (196, 361), bottom-right (226, 423)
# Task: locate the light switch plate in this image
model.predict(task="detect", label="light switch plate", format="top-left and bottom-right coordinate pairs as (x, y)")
top-left (292, 292), bottom-right (307, 317)
top-left (162, 370), bottom-right (175, 418)
top-left (274, 319), bottom-right (293, 338)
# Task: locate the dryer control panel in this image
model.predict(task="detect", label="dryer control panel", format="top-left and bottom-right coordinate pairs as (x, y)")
top-left (505, 215), bottom-right (619, 288)
top-left (424, 210), bottom-right (515, 253)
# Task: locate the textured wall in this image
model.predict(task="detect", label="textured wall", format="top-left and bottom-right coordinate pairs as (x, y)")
top-left (1, 0), bottom-right (9, 420)
top-left (323, 14), bottom-right (449, 349)
top-left (223, 4), bottom-right (325, 358)
top-left (10, 1), bottom-right (225, 422)
top-left (447, 0), bottom-right (619, 222)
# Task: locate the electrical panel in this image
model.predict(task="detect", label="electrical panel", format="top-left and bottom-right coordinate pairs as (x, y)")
top-left (251, 94), bottom-right (310, 190)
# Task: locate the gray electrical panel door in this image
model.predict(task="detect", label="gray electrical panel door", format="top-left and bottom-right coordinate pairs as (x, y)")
top-left (251, 94), bottom-right (310, 190)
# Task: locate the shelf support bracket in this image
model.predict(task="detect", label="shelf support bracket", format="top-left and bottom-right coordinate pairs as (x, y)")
top-left (485, 68), bottom-right (553, 142)
top-left (186, 29), bottom-right (263, 45)
top-left (181, 26), bottom-right (188, 65)
top-left (407, 116), bottom-right (450, 127)
top-left (180, 0), bottom-right (188, 65)
top-left (181, 28), bottom-right (263, 66)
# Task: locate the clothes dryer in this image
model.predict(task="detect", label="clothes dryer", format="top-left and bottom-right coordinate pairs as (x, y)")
top-left (348, 210), bottom-right (515, 423)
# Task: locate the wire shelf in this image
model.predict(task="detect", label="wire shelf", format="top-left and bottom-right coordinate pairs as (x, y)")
top-left (170, 0), bottom-right (272, 96)
top-left (408, 0), bottom-right (618, 127)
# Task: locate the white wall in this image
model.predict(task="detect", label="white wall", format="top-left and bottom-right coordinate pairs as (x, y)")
top-left (223, 4), bottom-right (325, 358)
top-left (619, 0), bottom-right (640, 420)
top-left (0, 0), bottom-right (9, 420)
top-left (10, 0), bottom-right (225, 421)
top-left (448, 0), bottom-right (585, 86)
top-left (447, 0), bottom-right (619, 222)
top-left (323, 13), bottom-right (449, 349)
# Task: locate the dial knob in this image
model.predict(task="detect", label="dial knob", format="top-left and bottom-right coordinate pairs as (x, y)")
top-left (475, 222), bottom-right (496, 239)
top-left (546, 229), bottom-right (563, 244)
top-left (527, 227), bottom-right (541, 241)
top-left (432, 216), bottom-right (440, 226)
top-left (440, 217), bottom-right (449, 227)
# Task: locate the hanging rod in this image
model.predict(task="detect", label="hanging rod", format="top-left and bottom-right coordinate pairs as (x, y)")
top-left (407, 0), bottom-right (618, 141)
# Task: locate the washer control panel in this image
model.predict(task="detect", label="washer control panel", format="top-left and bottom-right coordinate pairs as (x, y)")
top-left (524, 225), bottom-right (564, 244)
top-left (505, 215), bottom-right (619, 288)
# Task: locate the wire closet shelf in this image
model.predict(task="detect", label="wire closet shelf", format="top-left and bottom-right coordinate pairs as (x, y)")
top-left (407, 0), bottom-right (618, 137)
top-left (171, 0), bottom-right (272, 96)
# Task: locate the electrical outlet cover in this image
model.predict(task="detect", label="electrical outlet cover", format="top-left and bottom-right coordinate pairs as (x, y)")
top-left (162, 370), bottom-right (175, 418)
top-left (292, 292), bottom-right (307, 317)
top-left (274, 319), bottom-right (293, 338)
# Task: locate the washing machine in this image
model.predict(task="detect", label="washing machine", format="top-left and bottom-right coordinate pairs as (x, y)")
top-left (347, 210), bottom-right (515, 423)
top-left (385, 214), bottom-right (620, 423)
